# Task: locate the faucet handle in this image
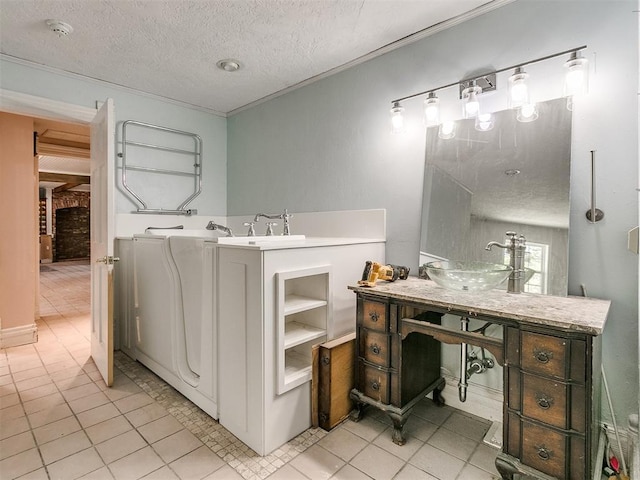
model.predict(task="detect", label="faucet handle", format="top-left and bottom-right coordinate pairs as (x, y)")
top-left (243, 222), bottom-right (256, 236)
top-left (265, 222), bottom-right (278, 236)
top-left (505, 231), bottom-right (517, 238)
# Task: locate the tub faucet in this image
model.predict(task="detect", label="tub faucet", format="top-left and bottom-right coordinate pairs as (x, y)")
top-left (206, 221), bottom-right (234, 237)
top-left (253, 209), bottom-right (292, 235)
top-left (485, 231), bottom-right (526, 293)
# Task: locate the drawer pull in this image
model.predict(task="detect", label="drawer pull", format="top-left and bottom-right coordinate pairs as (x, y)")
top-left (536, 446), bottom-right (552, 461)
top-left (370, 344), bottom-right (381, 355)
top-left (536, 393), bottom-right (553, 410)
top-left (369, 311), bottom-right (379, 322)
top-left (534, 349), bottom-right (553, 364)
top-left (371, 381), bottom-right (380, 391)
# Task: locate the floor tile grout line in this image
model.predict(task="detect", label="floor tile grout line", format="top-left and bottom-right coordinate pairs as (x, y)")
top-left (2, 261), bottom-right (506, 480)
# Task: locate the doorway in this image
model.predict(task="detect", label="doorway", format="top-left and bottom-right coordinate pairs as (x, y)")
top-left (0, 90), bottom-right (104, 355)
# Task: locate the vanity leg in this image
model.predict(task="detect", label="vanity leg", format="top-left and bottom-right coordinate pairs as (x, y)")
top-left (349, 402), bottom-right (366, 422)
top-left (386, 411), bottom-right (408, 446)
top-left (432, 378), bottom-right (446, 407)
top-left (495, 454), bottom-right (517, 480)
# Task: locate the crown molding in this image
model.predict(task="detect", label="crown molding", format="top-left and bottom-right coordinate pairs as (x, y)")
top-left (228, 0), bottom-right (515, 116)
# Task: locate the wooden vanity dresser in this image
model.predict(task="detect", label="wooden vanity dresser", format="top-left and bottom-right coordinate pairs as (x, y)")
top-left (348, 277), bottom-right (610, 480)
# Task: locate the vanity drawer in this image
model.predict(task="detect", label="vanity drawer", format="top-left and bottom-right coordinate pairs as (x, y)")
top-left (523, 373), bottom-right (586, 433)
top-left (521, 331), bottom-right (568, 379)
top-left (357, 361), bottom-right (395, 405)
top-left (359, 328), bottom-right (398, 368)
top-left (361, 300), bottom-right (388, 332)
top-left (521, 420), bottom-right (586, 480)
top-left (522, 373), bottom-right (567, 429)
top-left (522, 421), bottom-right (567, 479)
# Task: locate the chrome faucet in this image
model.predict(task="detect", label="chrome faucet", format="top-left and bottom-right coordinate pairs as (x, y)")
top-left (281, 209), bottom-right (292, 236)
top-left (205, 221), bottom-right (234, 237)
top-left (485, 231), bottom-right (526, 293)
top-left (253, 209), bottom-right (293, 235)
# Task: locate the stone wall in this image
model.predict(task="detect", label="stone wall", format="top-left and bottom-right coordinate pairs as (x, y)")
top-left (52, 191), bottom-right (90, 261)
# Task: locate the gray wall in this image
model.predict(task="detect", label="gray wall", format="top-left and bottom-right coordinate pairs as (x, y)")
top-left (228, 1), bottom-right (639, 423)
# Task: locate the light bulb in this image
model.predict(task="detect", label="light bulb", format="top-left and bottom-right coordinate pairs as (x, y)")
top-left (390, 102), bottom-right (405, 134)
top-left (517, 103), bottom-right (538, 123)
top-left (508, 67), bottom-right (530, 109)
top-left (423, 92), bottom-right (440, 127)
top-left (438, 121), bottom-right (456, 139)
top-left (475, 113), bottom-right (495, 131)
top-left (563, 51), bottom-right (588, 105)
top-left (461, 83), bottom-right (482, 119)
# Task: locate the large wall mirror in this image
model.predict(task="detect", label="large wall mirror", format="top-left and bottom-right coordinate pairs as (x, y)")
top-left (419, 97), bottom-right (572, 296)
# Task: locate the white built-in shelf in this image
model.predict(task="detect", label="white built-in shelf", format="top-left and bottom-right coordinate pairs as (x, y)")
top-left (276, 265), bottom-right (332, 395)
top-left (284, 350), bottom-right (312, 386)
top-left (284, 321), bottom-right (326, 349)
top-left (284, 295), bottom-right (327, 316)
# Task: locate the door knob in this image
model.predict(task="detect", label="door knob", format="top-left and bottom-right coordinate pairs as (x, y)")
top-left (96, 256), bottom-right (120, 265)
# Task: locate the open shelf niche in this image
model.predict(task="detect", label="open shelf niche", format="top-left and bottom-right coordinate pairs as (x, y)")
top-left (276, 265), bottom-right (332, 394)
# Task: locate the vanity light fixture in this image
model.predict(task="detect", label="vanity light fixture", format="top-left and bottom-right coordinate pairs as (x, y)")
top-left (390, 101), bottom-right (406, 134)
top-left (389, 45), bottom-right (587, 135)
top-left (423, 92), bottom-right (440, 126)
top-left (508, 67), bottom-right (530, 109)
top-left (461, 80), bottom-right (482, 119)
top-left (563, 51), bottom-right (589, 110)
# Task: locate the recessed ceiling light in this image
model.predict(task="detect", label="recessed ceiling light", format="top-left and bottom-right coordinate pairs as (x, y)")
top-left (46, 19), bottom-right (73, 37)
top-left (216, 59), bottom-right (241, 72)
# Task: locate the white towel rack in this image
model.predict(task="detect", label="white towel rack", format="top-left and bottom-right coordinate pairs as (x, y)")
top-left (119, 120), bottom-right (202, 216)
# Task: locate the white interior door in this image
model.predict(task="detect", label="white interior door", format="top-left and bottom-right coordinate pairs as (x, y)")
top-left (90, 98), bottom-right (115, 386)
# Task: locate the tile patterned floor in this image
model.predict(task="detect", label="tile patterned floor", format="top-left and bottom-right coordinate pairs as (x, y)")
top-left (0, 261), bottom-right (512, 480)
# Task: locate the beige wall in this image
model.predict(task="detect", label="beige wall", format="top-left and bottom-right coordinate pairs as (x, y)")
top-left (0, 112), bottom-right (38, 334)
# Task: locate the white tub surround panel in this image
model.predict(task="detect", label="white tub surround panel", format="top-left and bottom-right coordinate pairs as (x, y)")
top-left (218, 238), bottom-right (385, 456)
top-left (227, 208), bottom-right (386, 239)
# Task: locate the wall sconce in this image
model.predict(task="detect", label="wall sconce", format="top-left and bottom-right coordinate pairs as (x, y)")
top-left (564, 51), bottom-right (589, 111)
top-left (508, 67), bottom-right (530, 109)
top-left (461, 80), bottom-right (482, 119)
top-left (389, 45), bottom-right (586, 135)
top-left (390, 101), bottom-right (405, 134)
top-left (423, 92), bottom-right (440, 126)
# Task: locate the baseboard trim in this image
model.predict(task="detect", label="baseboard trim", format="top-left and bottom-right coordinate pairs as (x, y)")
top-left (436, 373), bottom-right (504, 422)
top-left (0, 323), bottom-right (38, 348)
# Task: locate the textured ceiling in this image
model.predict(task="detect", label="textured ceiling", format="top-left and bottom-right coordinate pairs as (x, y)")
top-left (0, 0), bottom-right (499, 114)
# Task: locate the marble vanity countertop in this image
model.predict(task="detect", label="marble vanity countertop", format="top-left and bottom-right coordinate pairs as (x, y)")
top-left (348, 277), bottom-right (610, 335)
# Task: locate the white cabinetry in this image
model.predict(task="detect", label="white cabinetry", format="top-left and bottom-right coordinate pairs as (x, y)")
top-left (218, 240), bottom-right (385, 455)
top-left (277, 266), bottom-right (331, 394)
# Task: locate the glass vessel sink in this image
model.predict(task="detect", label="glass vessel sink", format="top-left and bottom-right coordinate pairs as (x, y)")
top-left (424, 261), bottom-right (513, 292)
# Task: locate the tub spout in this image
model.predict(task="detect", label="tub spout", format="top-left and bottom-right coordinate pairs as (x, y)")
top-left (206, 221), bottom-right (234, 236)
